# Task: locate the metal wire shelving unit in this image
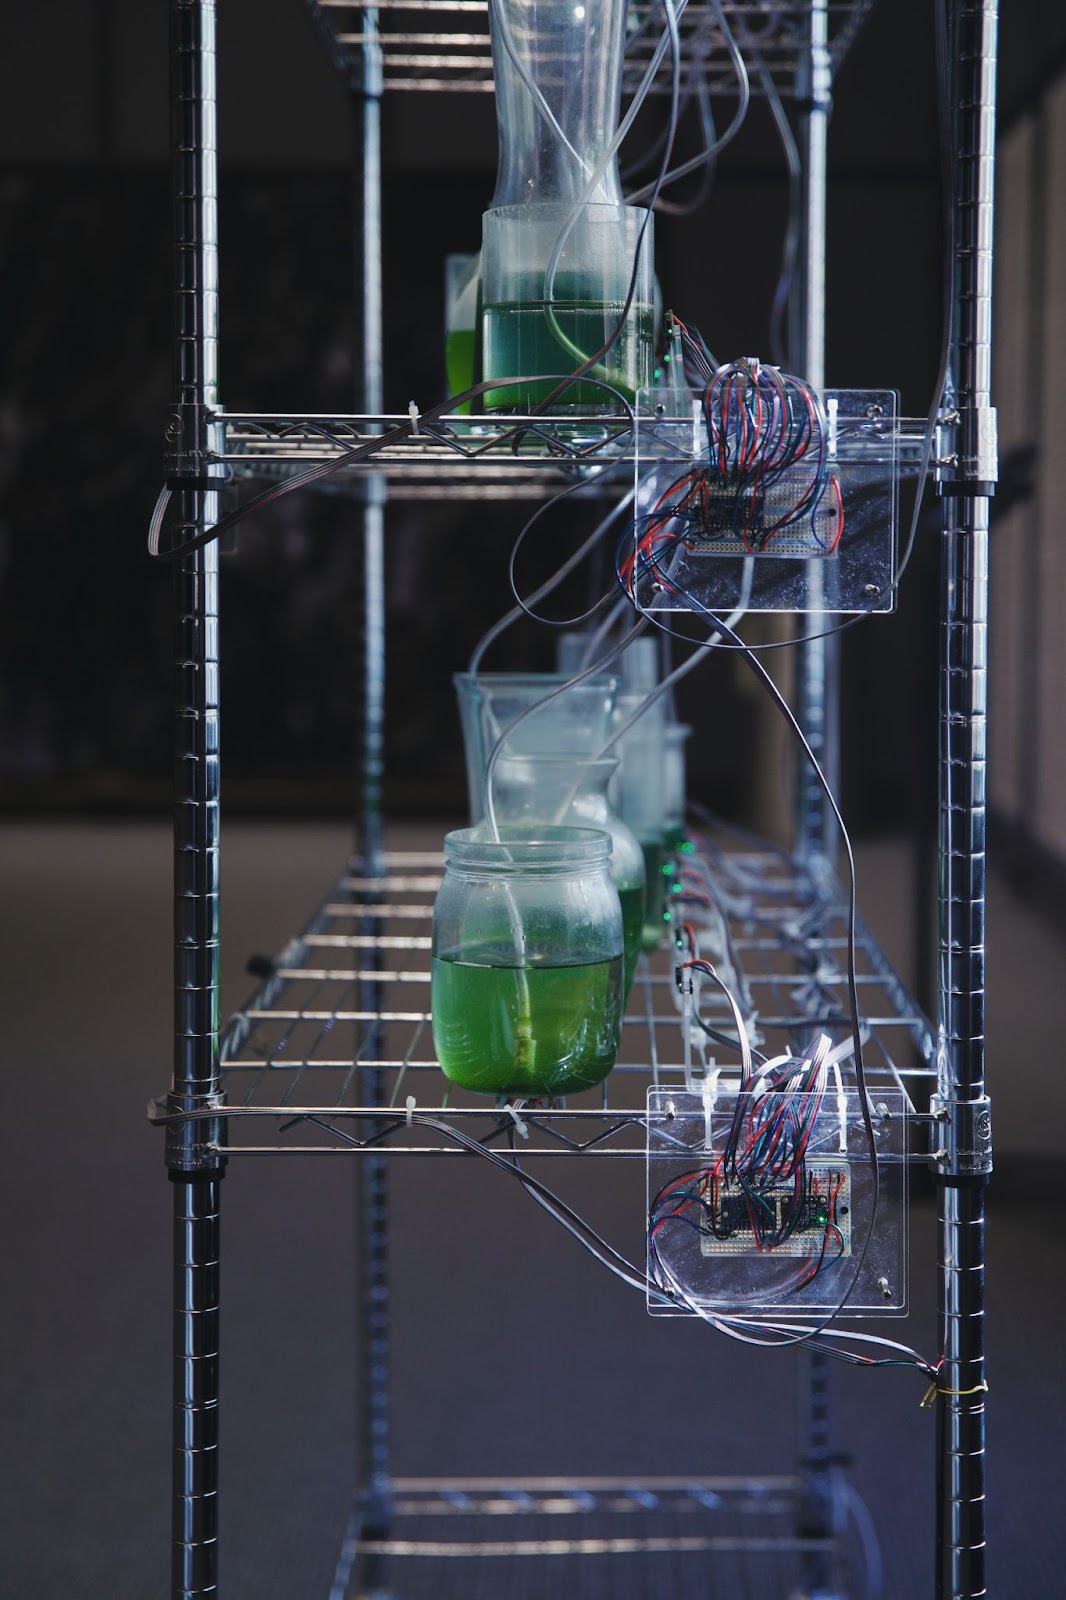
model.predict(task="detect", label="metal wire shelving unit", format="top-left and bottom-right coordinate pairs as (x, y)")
top-left (158, 1), bottom-right (996, 1596)
top-left (306, 0), bottom-right (877, 97)
top-left (151, 836), bottom-right (931, 1160)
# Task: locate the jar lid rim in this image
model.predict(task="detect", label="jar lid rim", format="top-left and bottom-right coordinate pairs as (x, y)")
top-left (493, 752), bottom-right (619, 769)
top-left (453, 671), bottom-right (620, 687)
top-left (444, 824), bottom-right (612, 863)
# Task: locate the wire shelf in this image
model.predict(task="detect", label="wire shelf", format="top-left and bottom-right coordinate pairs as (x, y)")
top-left (212, 410), bottom-right (637, 494)
top-left (308, 0), bottom-right (877, 98)
top-left (149, 835), bottom-right (934, 1158)
top-left (329, 1476), bottom-right (856, 1600)
top-left (208, 409), bottom-right (929, 501)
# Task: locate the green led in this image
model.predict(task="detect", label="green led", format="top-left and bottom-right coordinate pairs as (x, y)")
top-left (679, 840), bottom-right (695, 854)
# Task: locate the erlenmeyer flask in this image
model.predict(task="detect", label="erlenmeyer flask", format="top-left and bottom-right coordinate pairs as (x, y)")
top-left (663, 722), bottom-right (692, 853)
top-left (611, 690), bottom-right (669, 951)
top-left (491, 753), bottom-right (646, 1000)
top-left (453, 670), bottom-right (619, 823)
top-left (431, 826), bottom-right (624, 1097)
top-left (481, 0), bottom-right (653, 411)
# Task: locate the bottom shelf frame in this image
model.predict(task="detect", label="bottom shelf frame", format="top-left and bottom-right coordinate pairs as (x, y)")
top-left (328, 1476), bottom-right (858, 1600)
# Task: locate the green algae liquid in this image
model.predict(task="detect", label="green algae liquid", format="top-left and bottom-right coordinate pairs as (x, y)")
top-left (482, 297), bottom-right (653, 411)
top-left (617, 881), bottom-right (644, 1001)
top-left (640, 839), bottom-right (670, 951)
top-left (445, 328), bottom-right (476, 414)
top-left (431, 952), bottom-right (623, 1096)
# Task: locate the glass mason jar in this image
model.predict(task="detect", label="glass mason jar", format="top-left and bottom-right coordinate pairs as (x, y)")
top-left (431, 825), bottom-right (624, 1097)
top-left (491, 753), bottom-right (646, 1001)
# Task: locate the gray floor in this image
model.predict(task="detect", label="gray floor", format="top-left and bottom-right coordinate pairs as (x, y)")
top-left (2, 821), bottom-right (1063, 1598)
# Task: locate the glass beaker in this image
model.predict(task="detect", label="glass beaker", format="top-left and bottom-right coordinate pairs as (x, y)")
top-left (453, 670), bottom-right (619, 824)
top-left (610, 689), bottom-right (668, 951)
top-left (481, 204), bottom-right (653, 411)
top-left (663, 723), bottom-right (692, 852)
top-left (444, 251), bottom-right (481, 412)
top-left (431, 825), bottom-right (624, 1097)
top-left (491, 753), bottom-right (646, 1000)
top-left (481, 0), bottom-right (653, 411)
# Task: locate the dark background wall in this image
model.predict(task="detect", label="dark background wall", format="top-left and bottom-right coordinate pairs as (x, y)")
top-left (0, 1), bottom-right (1061, 826)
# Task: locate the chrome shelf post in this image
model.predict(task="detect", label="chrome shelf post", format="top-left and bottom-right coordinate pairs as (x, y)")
top-left (933, 3), bottom-right (997, 1596)
top-left (166, 4), bottom-right (224, 1598)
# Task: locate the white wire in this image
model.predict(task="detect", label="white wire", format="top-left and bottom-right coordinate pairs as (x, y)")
top-left (147, 485), bottom-right (172, 557)
top-left (594, 556), bottom-right (754, 757)
top-left (841, 1481), bottom-right (884, 1600)
top-left (539, 0), bottom-right (684, 358)
top-left (625, 0), bottom-right (750, 205)
top-left (468, 489), bottom-right (635, 675)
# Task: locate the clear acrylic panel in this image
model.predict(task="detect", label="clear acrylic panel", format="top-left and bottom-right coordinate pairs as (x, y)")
top-left (632, 389), bottom-right (899, 614)
top-left (646, 1083), bottom-right (907, 1317)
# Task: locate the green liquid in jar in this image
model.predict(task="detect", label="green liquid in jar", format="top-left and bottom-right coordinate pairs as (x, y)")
top-left (640, 839), bottom-right (668, 951)
top-left (482, 297), bottom-right (654, 411)
top-left (617, 881), bottom-right (645, 1001)
top-left (445, 328), bottom-right (476, 414)
top-left (431, 952), bottom-right (624, 1097)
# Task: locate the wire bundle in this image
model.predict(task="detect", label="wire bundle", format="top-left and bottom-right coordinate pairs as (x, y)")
top-left (620, 342), bottom-right (842, 603)
top-left (648, 1032), bottom-right (849, 1299)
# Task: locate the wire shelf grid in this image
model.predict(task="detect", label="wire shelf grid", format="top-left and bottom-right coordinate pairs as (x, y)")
top-left (153, 837), bottom-right (935, 1158)
top-left (307, 0), bottom-right (877, 97)
top-left (328, 1476), bottom-right (857, 1600)
top-left (208, 409), bottom-right (930, 503)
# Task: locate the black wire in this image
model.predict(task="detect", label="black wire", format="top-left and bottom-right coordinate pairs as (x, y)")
top-left (636, 590), bottom-right (880, 1347)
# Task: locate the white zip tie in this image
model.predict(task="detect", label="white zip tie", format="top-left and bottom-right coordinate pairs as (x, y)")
top-left (832, 1061), bottom-right (848, 1155)
top-left (825, 1024), bottom-right (872, 1068)
top-left (405, 1094), bottom-right (416, 1127)
top-left (505, 1103), bottom-right (529, 1140)
top-left (408, 400), bottom-right (421, 435)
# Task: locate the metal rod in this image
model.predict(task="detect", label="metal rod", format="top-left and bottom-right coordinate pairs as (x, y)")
top-left (791, 0), bottom-right (838, 865)
top-left (787, 10), bottom-right (845, 1594)
top-left (172, 1175), bottom-right (222, 1600)
top-left (166, 4), bottom-right (224, 1596)
top-left (933, 3), bottom-right (997, 1597)
top-left (356, 5), bottom-right (386, 872)
top-left (348, 11), bottom-right (393, 1599)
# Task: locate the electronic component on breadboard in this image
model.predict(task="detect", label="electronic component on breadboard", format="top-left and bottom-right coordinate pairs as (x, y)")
top-left (697, 1160), bottom-right (851, 1258)
top-left (687, 467), bottom-right (844, 559)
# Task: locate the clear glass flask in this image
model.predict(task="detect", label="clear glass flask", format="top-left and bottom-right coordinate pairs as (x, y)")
top-left (663, 722), bottom-right (692, 853)
top-left (611, 689), bottom-right (668, 951)
top-left (481, 0), bottom-right (653, 411)
top-left (431, 826), bottom-right (624, 1097)
top-left (491, 753), bottom-right (646, 1000)
top-left (453, 670), bottom-right (619, 824)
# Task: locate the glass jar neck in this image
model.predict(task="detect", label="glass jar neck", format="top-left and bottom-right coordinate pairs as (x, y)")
top-left (487, 0), bottom-right (627, 208)
top-left (444, 823), bottom-right (612, 878)
top-left (491, 755), bottom-right (618, 829)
